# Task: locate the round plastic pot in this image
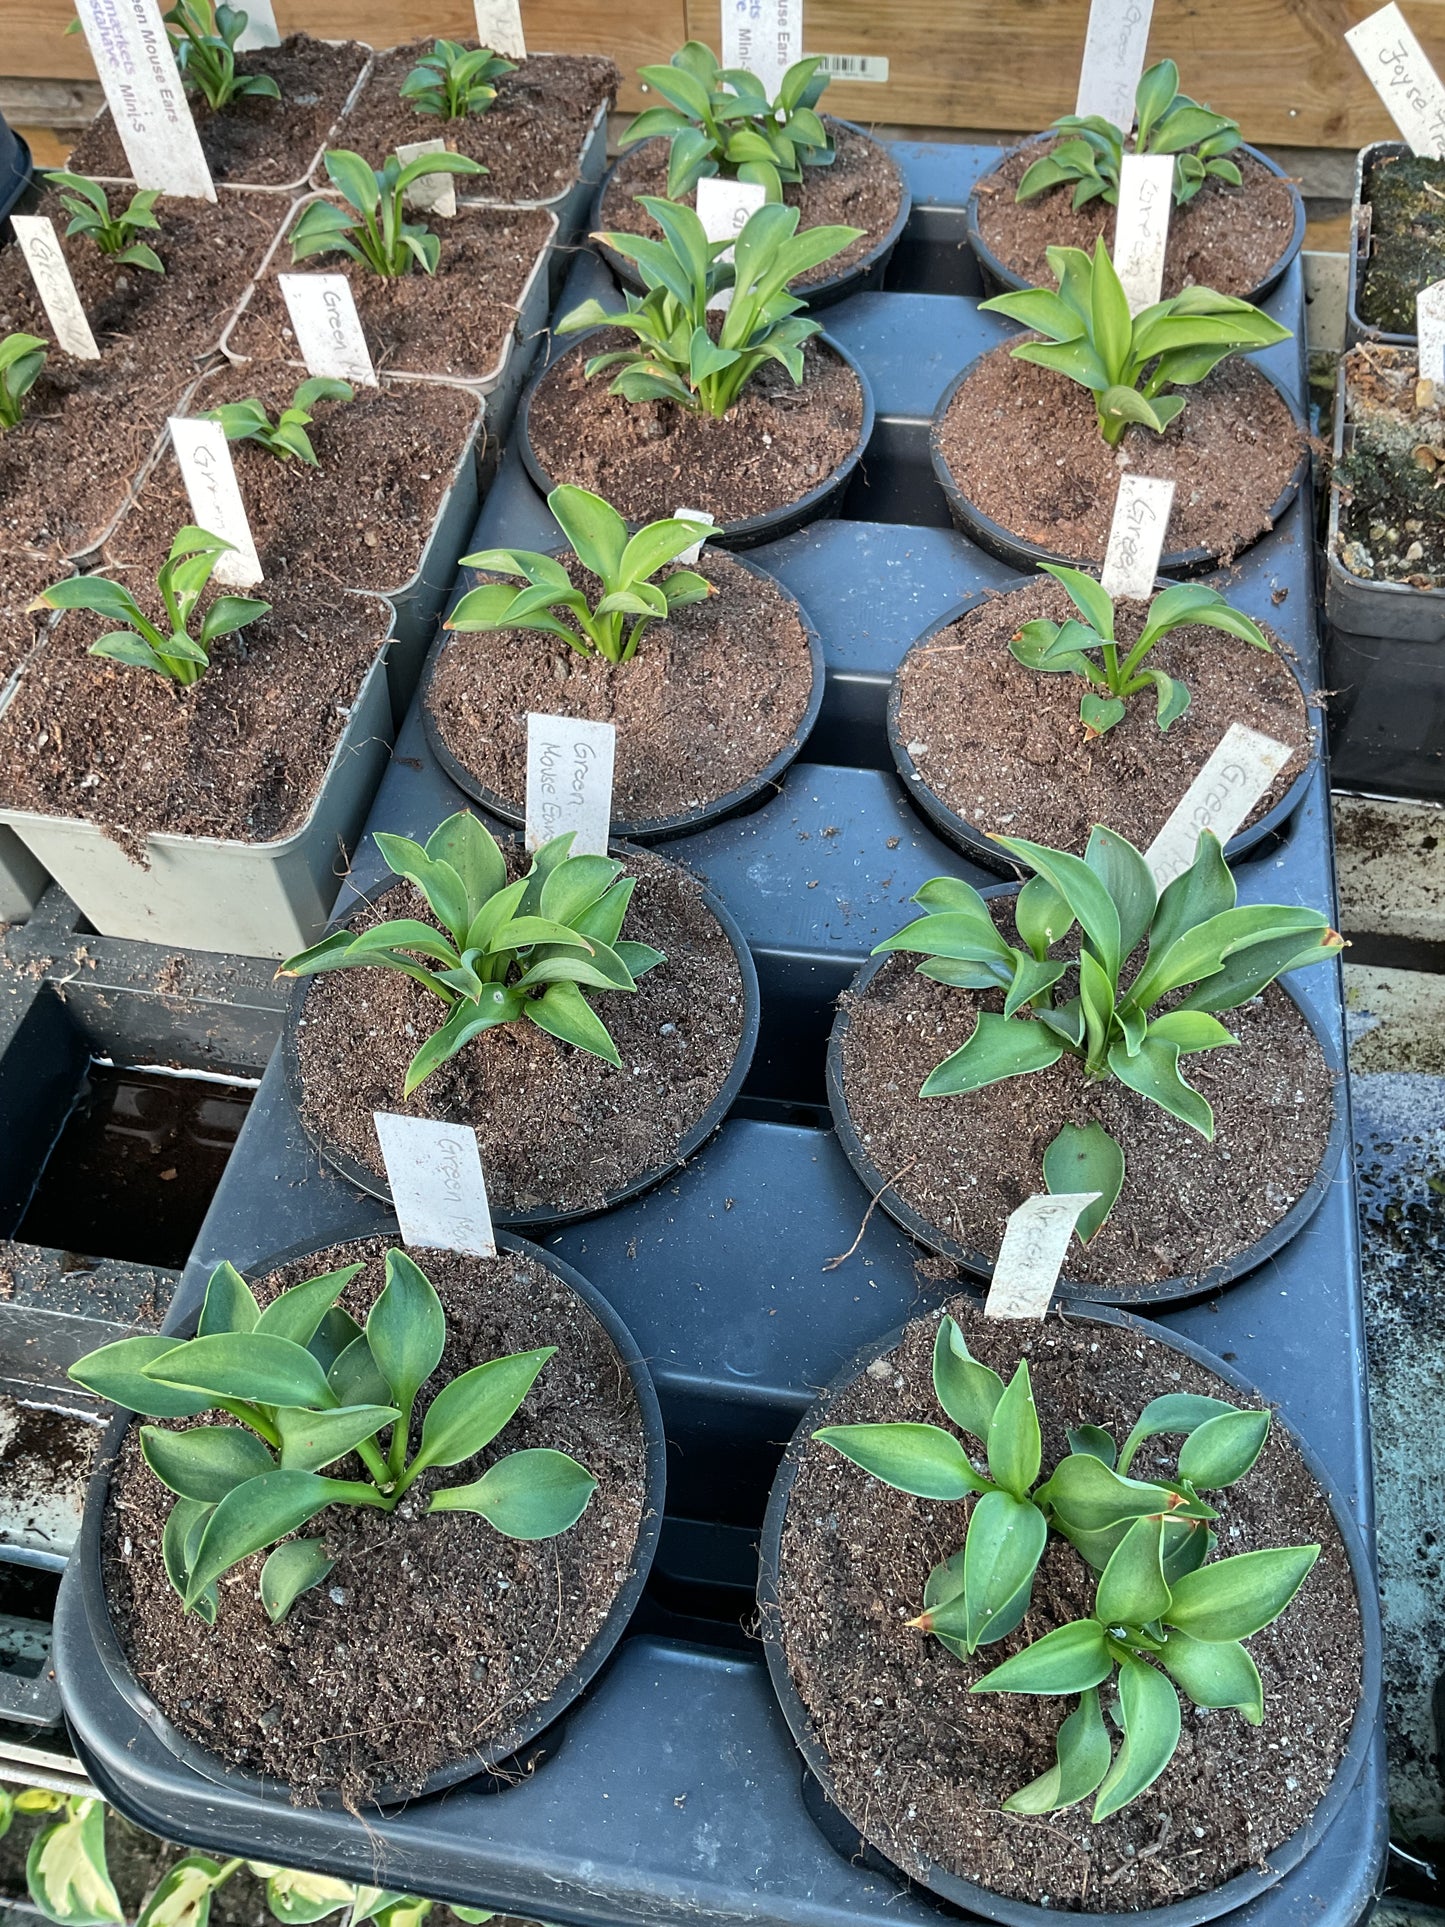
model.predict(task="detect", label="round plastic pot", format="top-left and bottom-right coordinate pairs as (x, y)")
top-left (589, 118), bottom-right (912, 311)
top-left (755, 1298), bottom-right (1381, 1927)
top-left (887, 590), bottom-right (1321, 876)
top-left (419, 549), bottom-right (826, 841)
top-left (517, 331), bottom-right (875, 552)
top-left (825, 933), bottom-right (1347, 1308)
top-left (281, 846), bottom-right (761, 1227)
top-left (964, 136), bottom-right (1304, 306)
top-left (71, 1228), bottom-right (666, 1814)
top-left (0, 111), bottom-right (31, 226)
top-left (928, 353), bottom-right (1308, 579)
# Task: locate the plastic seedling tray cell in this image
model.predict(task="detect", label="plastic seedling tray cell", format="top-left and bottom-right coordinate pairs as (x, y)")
top-left (1345, 141), bottom-right (1417, 350)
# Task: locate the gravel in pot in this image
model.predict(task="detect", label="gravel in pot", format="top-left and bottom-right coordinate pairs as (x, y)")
top-left (1332, 344), bottom-right (1445, 590)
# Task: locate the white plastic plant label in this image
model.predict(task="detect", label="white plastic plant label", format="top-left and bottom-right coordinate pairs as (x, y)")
top-left (168, 416), bottom-right (263, 588)
top-left (697, 174), bottom-right (767, 312)
top-left (1099, 473), bottom-right (1175, 600)
top-left (11, 217), bottom-right (99, 361)
top-left (985, 1192), bottom-right (1102, 1320)
top-left (73, 0), bottom-right (216, 199)
top-left (525, 713), bottom-right (616, 857)
top-left (278, 273), bottom-right (378, 387)
top-left (473, 0), bottom-right (526, 59)
top-left (1075, 0), bottom-right (1156, 125)
top-left (1418, 278), bottom-right (1445, 383)
top-left (396, 139), bottom-right (457, 219)
top-left (1144, 722), bottom-right (1295, 888)
top-left (1112, 152), bottom-right (1175, 313)
top-left (1346, 3), bottom-right (1445, 160)
top-left (373, 1113), bottom-right (497, 1259)
top-left (672, 506), bottom-right (715, 566)
top-left (722, 0), bottom-right (800, 100)
top-left (234, 0), bottom-right (280, 50)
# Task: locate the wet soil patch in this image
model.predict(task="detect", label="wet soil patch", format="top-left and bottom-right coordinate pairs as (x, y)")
top-left (1334, 345), bottom-right (1445, 588)
top-left (1357, 150), bottom-right (1445, 335)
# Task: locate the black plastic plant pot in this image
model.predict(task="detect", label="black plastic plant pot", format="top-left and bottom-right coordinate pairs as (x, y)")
top-left (928, 354), bottom-right (1308, 579)
top-left (68, 1229), bottom-right (667, 1815)
top-left (0, 110), bottom-right (31, 229)
top-left (755, 1299), bottom-right (1382, 1927)
top-left (589, 119), bottom-right (914, 312)
top-left (825, 939), bottom-right (1348, 1308)
top-left (419, 550), bottom-right (827, 842)
top-left (1346, 141), bottom-right (1417, 350)
top-left (963, 136), bottom-right (1305, 306)
top-left (280, 846), bottom-right (762, 1227)
top-left (517, 330), bottom-right (877, 551)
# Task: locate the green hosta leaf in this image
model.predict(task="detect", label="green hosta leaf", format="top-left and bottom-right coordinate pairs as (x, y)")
top-left (953, 1489), bottom-right (1047, 1648)
top-left (1148, 830), bottom-right (1235, 957)
top-left (1039, 562), bottom-right (1115, 639)
top-left (539, 853), bottom-right (623, 926)
top-left (1003, 954), bottom-right (1068, 1018)
top-left (258, 1868), bottom-right (358, 1924)
top-left (525, 979), bottom-right (623, 1065)
top-left (254, 1264), bottom-right (364, 1346)
top-left (1069, 1426), bottom-right (1118, 1467)
top-left (1099, 383), bottom-right (1174, 434)
top-left (143, 1332), bottom-right (335, 1409)
top-left (185, 1470), bottom-right (338, 1605)
top-left (1003, 1685), bottom-right (1113, 1813)
top-left (1164, 1544), bottom-right (1320, 1641)
top-left (199, 1259), bottom-right (261, 1335)
top-left (275, 1403), bottom-right (399, 1471)
top-left (986, 1360), bottom-right (1041, 1499)
top-left (1157, 1627), bottom-right (1264, 1721)
top-left (69, 1335), bottom-right (214, 1418)
top-left (27, 1800), bottom-right (123, 1927)
top-left (814, 1421), bottom-right (990, 1500)
top-left (161, 1496), bottom-right (212, 1600)
top-left (1096, 1514), bottom-right (1171, 1628)
top-left (430, 1446), bottom-right (597, 1537)
top-left (1177, 1407), bottom-right (1271, 1490)
top-left (425, 812), bottom-right (507, 919)
top-left (1118, 1393), bottom-right (1236, 1474)
top-left (1015, 873), bottom-right (1074, 960)
top-left (1084, 826), bottom-right (1156, 961)
top-left (1039, 1452), bottom-right (1179, 1535)
top-left (1089, 238), bottom-right (1134, 383)
top-left (992, 836), bottom-right (1122, 985)
top-left (403, 986), bottom-right (526, 1096)
top-left (259, 1537), bottom-right (334, 1622)
top-left (920, 1012), bottom-right (1065, 1097)
top-left (1138, 667), bottom-right (1192, 731)
top-left (1175, 927), bottom-right (1343, 1015)
top-left (1162, 1516), bottom-right (1215, 1583)
top-left (411, 1346), bottom-right (555, 1474)
top-left (973, 1617), bottom-right (1114, 1695)
top-left (366, 1249), bottom-right (445, 1414)
top-left (136, 1854), bottom-right (228, 1927)
top-left (1080, 691), bottom-right (1126, 734)
top-left (931, 1316), bottom-right (1003, 1441)
top-left (1043, 1122), bottom-right (1124, 1242)
top-left (373, 832), bottom-right (470, 943)
top-left (141, 1424), bottom-right (275, 1502)
top-left (873, 908), bottom-right (1013, 964)
top-left (328, 1334), bottom-right (394, 1410)
top-left (1132, 903), bottom-right (1332, 1013)
top-left (1108, 1034), bottom-right (1213, 1136)
top-left (1092, 1656), bottom-right (1181, 1819)
top-left (1146, 1009), bottom-right (1237, 1054)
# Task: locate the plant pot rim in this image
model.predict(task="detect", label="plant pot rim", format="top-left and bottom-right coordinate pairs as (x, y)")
top-left (963, 134), bottom-right (1305, 308)
top-left (1346, 138), bottom-right (1418, 350)
top-left (928, 346), bottom-right (1309, 580)
top-left (755, 1296), bottom-right (1381, 1927)
top-left (280, 841), bottom-right (761, 1226)
top-left (886, 580), bottom-right (1321, 876)
top-left (418, 545), bottom-right (826, 841)
top-left (824, 923), bottom-right (1347, 1307)
top-left (71, 1227), bottom-right (667, 1813)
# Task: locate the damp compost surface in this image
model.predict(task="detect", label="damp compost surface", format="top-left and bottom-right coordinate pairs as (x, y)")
top-left (0, 550), bottom-right (65, 683)
top-left (1335, 345), bottom-right (1445, 588)
top-left (1357, 150), bottom-right (1445, 335)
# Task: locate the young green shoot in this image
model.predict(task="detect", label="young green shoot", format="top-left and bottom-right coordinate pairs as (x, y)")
top-left (290, 149), bottom-right (488, 278)
top-left (205, 377), bottom-right (355, 466)
top-left (0, 334), bottom-right (47, 431)
top-left (164, 0), bottom-right (280, 110)
top-left (400, 40), bottom-right (515, 120)
top-left (624, 41), bottom-right (833, 201)
top-left (45, 172), bottom-right (164, 273)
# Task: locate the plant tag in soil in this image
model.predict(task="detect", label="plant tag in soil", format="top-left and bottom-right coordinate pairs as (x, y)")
top-left (1074, 0), bottom-right (1157, 125)
top-left (525, 713), bottom-right (615, 856)
top-left (473, 0), bottom-right (526, 59)
top-left (723, 0), bottom-right (800, 102)
top-left (1144, 721), bottom-right (1294, 887)
top-left (1112, 153), bottom-right (1175, 312)
top-left (672, 506), bottom-right (714, 565)
top-left (373, 1112), bottom-right (497, 1259)
top-left (697, 175), bottom-right (768, 312)
top-left (278, 273), bottom-right (378, 387)
top-left (985, 1191), bottom-right (1101, 1319)
top-left (1418, 278), bottom-right (1445, 382)
top-left (396, 139), bottom-right (457, 218)
top-left (1099, 473), bottom-right (1175, 599)
top-left (168, 416), bottom-right (264, 588)
top-left (1346, 3), bottom-right (1445, 159)
top-left (807, 53), bottom-right (889, 82)
top-left (73, 0), bottom-right (216, 200)
top-left (234, 0), bottom-right (279, 49)
top-left (10, 217), bottom-right (99, 361)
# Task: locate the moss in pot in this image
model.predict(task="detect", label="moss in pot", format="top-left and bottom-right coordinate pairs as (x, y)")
top-left (1333, 345), bottom-right (1445, 589)
top-left (1355, 149), bottom-right (1445, 337)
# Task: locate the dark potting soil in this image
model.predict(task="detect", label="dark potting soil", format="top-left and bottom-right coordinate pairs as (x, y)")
top-left (1335, 345), bottom-right (1445, 588)
top-left (1357, 150), bottom-right (1445, 335)
top-left (525, 337), bottom-right (864, 526)
top-left (598, 121), bottom-right (905, 287)
top-left (66, 37), bottom-right (369, 189)
top-left (100, 1234), bottom-right (648, 1803)
top-left (837, 939), bottom-right (1334, 1292)
top-left (0, 1396), bottom-right (96, 1557)
top-left (425, 549), bottom-right (816, 824)
top-left (292, 849), bottom-right (746, 1213)
top-left (227, 204), bottom-right (554, 382)
top-left (935, 348), bottom-right (1303, 567)
top-left (0, 548), bottom-right (65, 684)
top-left (325, 49), bottom-right (619, 204)
top-left (893, 576), bottom-right (1312, 854)
top-left (973, 143), bottom-right (1297, 298)
top-left (775, 1299), bottom-right (1363, 1909)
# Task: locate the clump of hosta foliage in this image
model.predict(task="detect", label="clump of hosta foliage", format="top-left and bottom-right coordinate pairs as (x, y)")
top-left (46, 171), bottom-right (164, 272)
top-left (0, 333), bottom-right (46, 431)
top-left (1018, 59), bottom-right (1243, 210)
top-left (624, 41), bottom-right (833, 201)
top-left (401, 39), bottom-right (515, 119)
top-left (291, 149), bottom-right (487, 277)
top-left (71, 1248), bottom-right (597, 1623)
top-left (206, 376), bottom-right (354, 465)
top-left (873, 826), bottom-right (1342, 1238)
top-left (164, 0), bottom-right (279, 109)
top-left (280, 812), bottom-right (663, 1094)
top-left (818, 1313), bottom-right (1319, 1818)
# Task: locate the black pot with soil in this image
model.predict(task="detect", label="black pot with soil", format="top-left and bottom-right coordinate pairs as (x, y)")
top-left (1347, 140), bottom-right (1445, 347)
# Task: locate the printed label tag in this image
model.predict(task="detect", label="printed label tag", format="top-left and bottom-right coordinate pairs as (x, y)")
top-left (525, 713), bottom-right (615, 857)
top-left (1075, 0), bottom-right (1157, 125)
top-left (396, 138), bottom-right (457, 218)
top-left (672, 506), bottom-right (715, 566)
top-left (697, 174), bottom-right (767, 312)
top-left (1112, 152), bottom-right (1175, 312)
top-left (74, 0), bottom-right (215, 199)
top-left (11, 217), bottom-right (99, 361)
top-left (1346, 3), bottom-right (1445, 159)
top-left (373, 1113), bottom-right (497, 1259)
top-left (1144, 722), bottom-right (1295, 887)
top-left (722, 0), bottom-right (800, 101)
top-left (234, 0), bottom-right (280, 50)
top-left (808, 52), bottom-right (889, 82)
top-left (1419, 278), bottom-right (1445, 383)
top-left (1099, 473), bottom-right (1175, 600)
top-left (278, 273), bottom-right (378, 386)
top-left (985, 1192), bottom-right (1101, 1320)
top-left (168, 417), bottom-right (263, 587)
top-left (473, 0), bottom-right (526, 59)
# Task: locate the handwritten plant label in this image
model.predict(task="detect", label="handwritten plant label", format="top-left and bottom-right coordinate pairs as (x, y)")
top-left (396, 138), bottom-right (457, 218)
top-left (1099, 474), bottom-right (1175, 600)
top-left (722, 0), bottom-right (800, 101)
top-left (373, 1113), bottom-right (497, 1258)
top-left (1075, 0), bottom-right (1156, 125)
top-left (1144, 722), bottom-right (1294, 887)
top-left (1419, 277), bottom-right (1445, 383)
top-left (168, 416), bottom-right (263, 587)
top-left (473, 0), bottom-right (525, 59)
top-left (1113, 152), bottom-right (1175, 312)
top-left (672, 506), bottom-right (714, 565)
top-left (278, 273), bottom-right (378, 386)
top-left (697, 174), bottom-right (767, 311)
top-left (985, 1192), bottom-right (1101, 1319)
top-left (808, 52), bottom-right (889, 82)
top-left (1346, 3), bottom-right (1445, 159)
top-left (74, 0), bottom-right (215, 199)
top-left (525, 713), bottom-right (615, 856)
top-left (234, 0), bottom-right (280, 50)
top-left (11, 217), bottom-right (99, 360)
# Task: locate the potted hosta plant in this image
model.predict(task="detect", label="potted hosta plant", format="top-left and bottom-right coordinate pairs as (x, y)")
top-left (1347, 141), bottom-right (1445, 346)
top-left (827, 825), bottom-right (1345, 1303)
top-left (593, 42), bottom-right (910, 308)
top-left (966, 59), bottom-right (1304, 302)
top-left (889, 565), bottom-right (1316, 865)
top-left (66, 1235), bottom-right (665, 1808)
top-left (277, 809), bottom-right (760, 1225)
top-left (421, 483), bottom-right (824, 837)
top-left (758, 1299), bottom-right (1376, 1920)
top-left (930, 238), bottom-right (1306, 572)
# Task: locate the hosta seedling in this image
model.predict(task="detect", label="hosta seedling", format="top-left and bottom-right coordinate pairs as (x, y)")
top-left (45, 172), bottom-right (164, 273)
top-left (449, 484), bottom-right (716, 664)
top-left (32, 526), bottom-right (270, 686)
top-left (164, 0), bottom-right (280, 110)
top-left (559, 196), bottom-right (859, 418)
top-left (624, 40), bottom-right (833, 202)
top-left (978, 237), bottom-right (1291, 445)
top-left (1010, 564), bottom-right (1274, 735)
top-left (874, 825), bottom-right (1342, 1239)
top-left (291, 149), bottom-right (488, 278)
top-left (279, 811), bottom-right (664, 1095)
top-left (205, 376), bottom-right (355, 466)
top-left (1018, 59), bottom-right (1243, 211)
top-left (70, 1248), bottom-right (597, 1623)
top-left (401, 39), bottom-right (516, 120)
top-left (0, 334), bottom-right (47, 432)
